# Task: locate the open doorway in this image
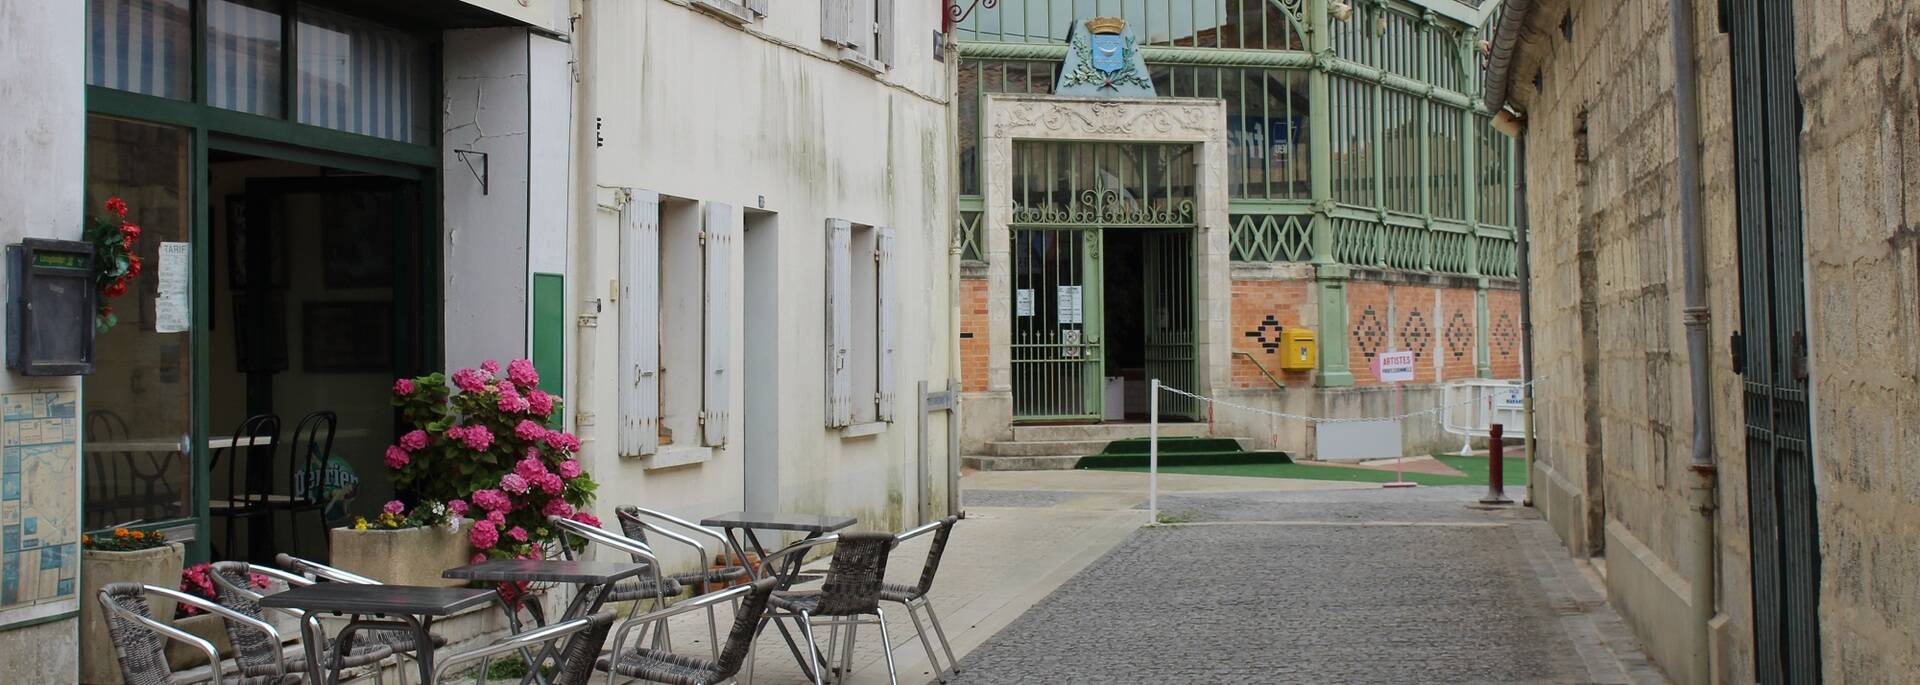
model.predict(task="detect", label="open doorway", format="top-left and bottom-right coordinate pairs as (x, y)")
top-left (1102, 229), bottom-right (1200, 422)
top-left (207, 150), bottom-right (428, 561)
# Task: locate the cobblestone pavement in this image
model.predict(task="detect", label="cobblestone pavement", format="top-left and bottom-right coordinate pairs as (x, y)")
top-left (948, 486), bottom-right (1668, 684)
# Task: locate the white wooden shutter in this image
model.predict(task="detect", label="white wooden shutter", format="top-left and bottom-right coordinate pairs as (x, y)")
top-left (875, 0), bottom-right (894, 66)
top-left (745, 0), bottom-right (767, 15)
top-left (844, 0), bottom-right (874, 52)
top-left (620, 190), bottom-right (662, 457)
top-left (875, 226), bottom-right (897, 421)
top-left (825, 219), bottom-right (854, 427)
top-left (821, 0), bottom-right (849, 46)
top-left (702, 202), bottom-right (735, 447)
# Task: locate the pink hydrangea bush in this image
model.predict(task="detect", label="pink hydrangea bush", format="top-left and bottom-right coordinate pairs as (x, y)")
top-left (387, 359), bottom-right (599, 561)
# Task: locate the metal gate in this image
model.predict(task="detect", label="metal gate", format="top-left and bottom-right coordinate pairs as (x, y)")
top-left (1727, 0), bottom-right (1821, 681)
top-left (1009, 141), bottom-right (1197, 420)
top-left (1143, 230), bottom-right (1200, 419)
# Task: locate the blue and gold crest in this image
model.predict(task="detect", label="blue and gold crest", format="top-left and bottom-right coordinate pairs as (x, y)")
top-left (1057, 17), bottom-right (1156, 97)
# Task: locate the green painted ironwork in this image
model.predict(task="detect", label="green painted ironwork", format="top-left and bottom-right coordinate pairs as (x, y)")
top-left (953, 0), bottom-right (1308, 49)
top-left (958, 208), bottom-right (986, 262)
top-left (1229, 210), bottom-right (1313, 261)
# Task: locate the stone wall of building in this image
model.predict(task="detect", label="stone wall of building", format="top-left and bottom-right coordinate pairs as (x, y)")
top-left (1791, 1), bottom-right (1920, 679)
top-left (1505, 0), bottom-right (1920, 681)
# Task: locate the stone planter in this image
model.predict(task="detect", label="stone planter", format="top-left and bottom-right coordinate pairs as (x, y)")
top-left (330, 525), bottom-right (473, 588)
top-left (80, 543), bottom-right (186, 685)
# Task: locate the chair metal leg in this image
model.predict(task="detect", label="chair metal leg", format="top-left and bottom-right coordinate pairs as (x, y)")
top-left (797, 612), bottom-right (825, 685)
top-left (706, 602), bottom-right (722, 661)
top-left (902, 601), bottom-right (945, 682)
top-left (921, 598), bottom-right (960, 674)
top-left (839, 622), bottom-right (857, 684)
top-left (873, 610), bottom-right (900, 685)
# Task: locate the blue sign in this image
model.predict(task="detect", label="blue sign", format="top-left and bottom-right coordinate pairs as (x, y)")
top-left (1089, 34), bottom-right (1126, 73)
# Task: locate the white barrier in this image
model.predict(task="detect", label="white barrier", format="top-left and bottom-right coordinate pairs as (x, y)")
top-left (1440, 379), bottom-right (1526, 453)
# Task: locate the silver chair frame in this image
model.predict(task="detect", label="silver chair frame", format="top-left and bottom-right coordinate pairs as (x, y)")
top-left (886, 520), bottom-right (962, 683)
top-left (99, 583), bottom-right (288, 684)
top-left (428, 611), bottom-right (613, 683)
top-left (757, 535), bottom-right (901, 685)
top-left (616, 506), bottom-right (759, 660)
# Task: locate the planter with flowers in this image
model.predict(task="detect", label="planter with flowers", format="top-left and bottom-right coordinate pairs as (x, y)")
top-left (87, 196), bottom-right (143, 333)
top-left (329, 500), bottom-right (473, 588)
top-left (333, 359), bottom-right (598, 604)
top-left (80, 529), bottom-right (183, 684)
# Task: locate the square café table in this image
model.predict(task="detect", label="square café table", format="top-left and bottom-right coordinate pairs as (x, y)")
top-left (260, 582), bottom-right (495, 685)
top-left (701, 511), bottom-right (856, 680)
top-left (444, 559), bottom-right (653, 684)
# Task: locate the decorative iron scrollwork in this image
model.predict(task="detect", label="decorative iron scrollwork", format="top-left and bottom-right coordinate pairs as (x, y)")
top-left (947, 0), bottom-right (998, 25)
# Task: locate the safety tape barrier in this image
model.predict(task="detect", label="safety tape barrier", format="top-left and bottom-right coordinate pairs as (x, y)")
top-left (1154, 377), bottom-right (1548, 425)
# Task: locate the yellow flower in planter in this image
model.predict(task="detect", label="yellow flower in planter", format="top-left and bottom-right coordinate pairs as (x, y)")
top-left (353, 517), bottom-right (370, 531)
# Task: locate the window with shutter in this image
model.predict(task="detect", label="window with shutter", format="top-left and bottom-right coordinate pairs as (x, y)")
top-left (826, 0), bottom-right (892, 71)
top-left (744, 0), bottom-right (768, 15)
top-left (821, 0), bottom-right (850, 46)
top-left (702, 202), bottom-right (735, 446)
top-left (619, 190), bottom-right (662, 457)
top-left (825, 219), bottom-right (855, 427)
top-left (876, 226), bottom-right (897, 421)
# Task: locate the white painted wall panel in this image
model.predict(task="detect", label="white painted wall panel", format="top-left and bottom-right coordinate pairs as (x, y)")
top-left (443, 28), bottom-right (532, 371)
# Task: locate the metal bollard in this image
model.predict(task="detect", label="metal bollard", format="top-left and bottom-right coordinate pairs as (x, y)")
top-left (1480, 423), bottom-right (1514, 505)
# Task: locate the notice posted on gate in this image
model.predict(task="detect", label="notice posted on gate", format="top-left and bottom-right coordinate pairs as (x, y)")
top-left (0, 389), bottom-right (80, 626)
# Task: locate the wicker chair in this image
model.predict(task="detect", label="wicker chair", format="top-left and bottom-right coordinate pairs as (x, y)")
top-left (762, 532), bottom-right (900, 685)
top-left (428, 610), bottom-right (617, 685)
top-left (207, 562), bottom-right (394, 683)
top-left (883, 516), bottom-right (962, 683)
top-left (597, 577), bottom-right (780, 685)
top-left (97, 582), bottom-right (300, 684)
top-left (549, 516), bottom-right (685, 650)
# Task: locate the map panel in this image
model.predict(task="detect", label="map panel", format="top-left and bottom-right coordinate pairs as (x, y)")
top-left (0, 390), bottom-right (79, 625)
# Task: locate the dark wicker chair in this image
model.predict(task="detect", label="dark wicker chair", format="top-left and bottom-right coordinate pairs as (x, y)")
top-left (762, 532), bottom-right (900, 685)
top-left (597, 577), bottom-right (780, 685)
top-left (428, 610), bottom-right (617, 685)
top-left (884, 516), bottom-right (962, 682)
top-left (208, 562), bottom-right (395, 682)
top-left (97, 581), bottom-right (300, 684)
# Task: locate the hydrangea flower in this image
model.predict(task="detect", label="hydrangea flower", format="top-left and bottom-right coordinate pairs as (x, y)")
top-left (451, 367), bottom-right (489, 393)
top-left (507, 526), bottom-right (529, 543)
top-left (534, 473), bottom-right (564, 495)
top-left (469, 520), bottom-right (499, 550)
top-left (514, 419), bottom-right (548, 443)
top-left (472, 489), bottom-right (512, 512)
top-left (480, 359), bottom-right (500, 376)
top-left (497, 386), bottom-right (531, 413)
top-left (570, 511), bottom-right (601, 527)
top-left (528, 390), bottom-right (555, 417)
top-left (500, 473), bottom-right (531, 495)
top-left (399, 429), bottom-right (429, 451)
top-left (456, 425), bottom-right (494, 451)
top-left (557, 459), bottom-right (583, 480)
top-left (384, 445), bottom-right (411, 469)
top-left (447, 499), bottom-right (469, 516)
top-left (487, 510), bottom-right (507, 527)
top-left (544, 431), bottom-right (580, 453)
top-left (507, 359), bottom-right (540, 389)
top-left (382, 500), bottom-right (406, 516)
top-left (514, 455), bottom-right (548, 481)
top-left (392, 378), bottom-right (415, 396)
top-left (542, 499), bottom-right (574, 518)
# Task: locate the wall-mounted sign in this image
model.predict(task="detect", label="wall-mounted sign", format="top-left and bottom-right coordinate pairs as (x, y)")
top-left (0, 389), bottom-right (80, 627)
top-left (1016, 289), bottom-right (1034, 317)
top-left (154, 242), bottom-right (190, 334)
top-left (1056, 285), bottom-right (1083, 324)
top-left (1375, 350), bottom-right (1416, 383)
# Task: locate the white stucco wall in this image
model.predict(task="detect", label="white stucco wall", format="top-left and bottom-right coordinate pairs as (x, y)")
top-left (0, 1), bottom-right (86, 680)
top-left (572, 0), bottom-right (955, 559)
top-left (444, 28), bottom-right (536, 370)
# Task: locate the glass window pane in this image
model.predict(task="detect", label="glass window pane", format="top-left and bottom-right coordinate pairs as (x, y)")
top-left (88, 0), bottom-right (192, 100)
top-left (208, 0), bottom-right (285, 117)
top-left (83, 115), bottom-right (195, 531)
top-left (297, 7), bottom-right (428, 143)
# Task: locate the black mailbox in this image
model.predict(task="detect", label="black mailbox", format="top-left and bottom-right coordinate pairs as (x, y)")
top-left (7, 238), bottom-right (96, 376)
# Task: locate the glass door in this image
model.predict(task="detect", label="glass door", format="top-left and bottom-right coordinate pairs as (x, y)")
top-left (81, 115), bottom-right (198, 535)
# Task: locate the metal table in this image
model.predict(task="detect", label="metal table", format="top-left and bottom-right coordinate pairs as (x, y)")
top-left (260, 582), bottom-right (494, 685)
top-left (443, 559), bottom-right (651, 681)
top-left (701, 511), bottom-right (856, 680)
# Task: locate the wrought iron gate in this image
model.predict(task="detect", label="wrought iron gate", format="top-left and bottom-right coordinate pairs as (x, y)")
top-left (1009, 141), bottom-right (1197, 421)
top-left (1143, 230), bottom-right (1200, 419)
top-left (1728, 0), bottom-right (1821, 681)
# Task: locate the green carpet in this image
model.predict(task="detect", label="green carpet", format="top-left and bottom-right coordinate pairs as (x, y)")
top-left (1074, 437), bottom-right (1293, 469)
top-left (1093, 454), bottom-right (1528, 487)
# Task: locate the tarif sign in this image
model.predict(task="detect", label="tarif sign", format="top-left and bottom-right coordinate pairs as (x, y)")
top-left (1375, 350), bottom-right (1416, 383)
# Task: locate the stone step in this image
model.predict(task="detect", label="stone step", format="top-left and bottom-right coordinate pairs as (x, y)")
top-left (1010, 422), bottom-right (1210, 442)
top-left (986, 439), bottom-right (1112, 457)
top-left (961, 455), bottom-right (1084, 471)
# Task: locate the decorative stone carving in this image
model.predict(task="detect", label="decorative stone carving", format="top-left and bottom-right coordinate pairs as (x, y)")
top-left (990, 98), bottom-right (1223, 140)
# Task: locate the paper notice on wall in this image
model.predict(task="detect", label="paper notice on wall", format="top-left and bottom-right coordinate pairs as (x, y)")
top-left (154, 242), bottom-right (190, 333)
top-left (1057, 285), bottom-right (1083, 324)
top-left (1016, 289), bottom-right (1035, 317)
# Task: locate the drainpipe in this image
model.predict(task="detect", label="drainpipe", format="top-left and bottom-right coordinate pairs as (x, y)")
top-left (1515, 135), bottom-right (1535, 508)
top-left (944, 32), bottom-right (964, 513)
top-left (570, 0), bottom-right (601, 453)
top-left (1666, 0), bottom-right (1718, 682)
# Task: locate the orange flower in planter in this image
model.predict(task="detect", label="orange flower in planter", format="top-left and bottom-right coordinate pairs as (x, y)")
top-left (113, 528), bottom-right (129, 539)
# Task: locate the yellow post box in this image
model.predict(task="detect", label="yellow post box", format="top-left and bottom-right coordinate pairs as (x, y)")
top-left (1278, 328), bottom-right (1317, 370)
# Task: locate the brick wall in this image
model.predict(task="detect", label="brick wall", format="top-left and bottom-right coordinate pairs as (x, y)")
top-left (1488, 289), bottom-right (1522, 379)
top-left (1346, 279), bottom-right (1484, 386)
top-left (1229, 278), bottom-right (1312, 388)
top-left (1435, 287), bottom-right (1477, 382)
top-left (959, 277), bottom-right (989, 392)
